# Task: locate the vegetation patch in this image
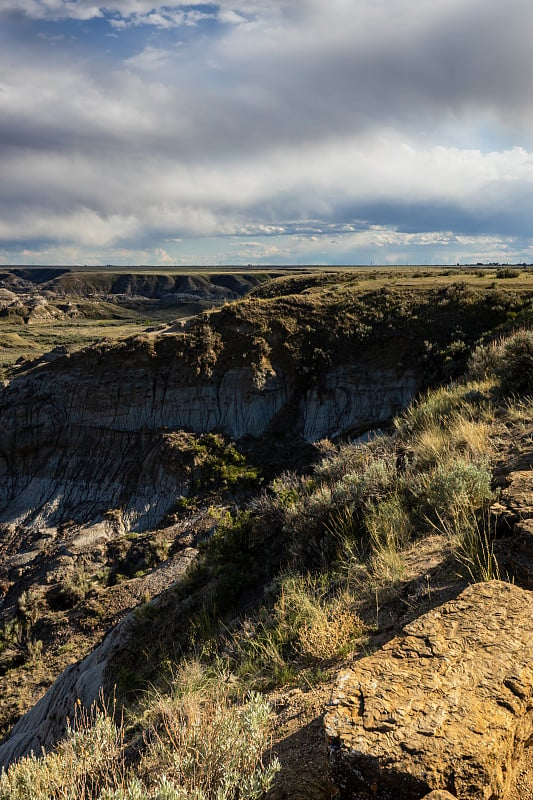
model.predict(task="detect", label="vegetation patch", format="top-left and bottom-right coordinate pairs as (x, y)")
top-left (0, 671), bottom-right (279, 800)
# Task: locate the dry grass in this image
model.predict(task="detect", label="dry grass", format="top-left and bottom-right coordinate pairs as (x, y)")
top-left (364, 495), bottom-right (411, 586)
top-left (224, 573), bottom-right (365, 688)
top-left (274, 576), bottom-right (363, 662)
top-left (0, 669), bottom-right (279, 800)
top-left (503, 395), bottom-right (533, 427)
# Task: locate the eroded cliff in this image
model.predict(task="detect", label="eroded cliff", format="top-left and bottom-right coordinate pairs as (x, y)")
top-left (2, 276), bottom-right (527, 534)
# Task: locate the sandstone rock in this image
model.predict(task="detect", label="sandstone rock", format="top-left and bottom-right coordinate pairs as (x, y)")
top-left (421, 792), bottom-right (458, 800)
top-left (324, 581), bottom-right (533, 800)
top-left (499, 470), bottom-right (533, 520)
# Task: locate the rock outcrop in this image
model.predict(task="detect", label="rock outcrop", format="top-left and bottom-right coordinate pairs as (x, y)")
top-left (325, 581), bottom-right (533, 800)
top-left (0, 332), bottom-right (418, 533)
top-left (497, 519), bottom-right (533, 589)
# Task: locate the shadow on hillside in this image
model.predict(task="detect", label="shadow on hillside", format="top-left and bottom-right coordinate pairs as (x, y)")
top-left (266, 716), bottom-right (336, 800)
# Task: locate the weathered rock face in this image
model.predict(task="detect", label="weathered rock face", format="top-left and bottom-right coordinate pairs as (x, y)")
top-left (325, 581), bottom-right (533, 800)
top-left (0, 333), bottom-right (418, 532)
top-left (301, 366), bottom-right (416, 441)
top-left (497, 520), bottom-right (533, 590)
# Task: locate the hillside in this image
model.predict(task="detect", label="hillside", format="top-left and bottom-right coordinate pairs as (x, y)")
top-left (0, 268), bottom-right (531, 799)
top-left (0, 268), bottom-right (280, 378)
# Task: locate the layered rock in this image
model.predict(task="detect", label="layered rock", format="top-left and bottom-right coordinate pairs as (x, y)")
top-left (2, 277), bottom-right (524, 535)
top-left (0, 332), bottom-right (417, 532)
top-left (325, 581), bottom-right (533, 800)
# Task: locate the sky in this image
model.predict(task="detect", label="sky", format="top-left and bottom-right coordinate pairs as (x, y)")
top-left (2, 0), bottom-right (533, 267)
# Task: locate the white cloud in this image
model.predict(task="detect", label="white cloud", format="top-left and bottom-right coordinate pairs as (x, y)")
top-left (4, 0), bottom-right (104, 21)
top-left (124, 46), bottom-right (174, 71)
top-left (154, 247), bottom-right (176, 264)
top-left (110, 7), bottom-right (214, 30)
top-left (217, 9), bottom-right (248, 26)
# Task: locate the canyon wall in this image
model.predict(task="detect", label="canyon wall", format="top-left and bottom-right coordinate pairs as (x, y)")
top-left (0, 339), bottom-right (417, 531)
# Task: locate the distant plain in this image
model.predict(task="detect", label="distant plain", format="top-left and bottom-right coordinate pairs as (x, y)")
top-left (1, 265), bottom-right (532, 378)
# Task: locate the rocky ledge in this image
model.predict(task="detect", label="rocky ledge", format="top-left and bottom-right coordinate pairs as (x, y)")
top-left (324, 581), bottom-right (533, 800)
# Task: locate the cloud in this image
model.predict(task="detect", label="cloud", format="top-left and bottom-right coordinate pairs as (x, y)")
top-left (110, 8), bottom-right (215, 30)
top-left (0, 1), bottom-right (262, 28)
top-left (2, 0), bottom-right (533, 263)
top-left (218, 9), bottom-right (248, 26)
top-left (1, 0), bottom-right (104, 22)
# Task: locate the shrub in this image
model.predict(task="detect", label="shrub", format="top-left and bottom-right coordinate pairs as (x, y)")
top-left (313, 441), bottom-right (372, 484)
top-left (409, 414), bottom-right (492, 471)
top-left (141, 665), bottom-right (279, 800)
top-left (495, 330), bottom-right (533, 395)
top-left (469, 329), bottom-right (533, 395)
top-left (52, 567), bottom-right (93, 609)
top-left (495, 267), bottom-right (521, 278)
top-left (227, 573), bottom-right (364, 686)
top-left (332, 457), bottom-right (396, 509)
top-left (0, 698), bottom-right (126, 800)
top-left (273, 574), bottom-right (363, 661)
top-left (0, 673), bottom-right (279, 800)
top-left (412, 457), bottom-right (493, 527)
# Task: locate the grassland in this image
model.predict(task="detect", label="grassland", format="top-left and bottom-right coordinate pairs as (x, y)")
top-left (0, 268), bottom-right (287, 378)
top-left (2, 265), bottom-right (532, 379)
top-left (0, 313), bottom-right (173, 378)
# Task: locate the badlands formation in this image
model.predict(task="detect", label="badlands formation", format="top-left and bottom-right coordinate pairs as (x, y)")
top-left (0, 267), bottom-right (531, 799)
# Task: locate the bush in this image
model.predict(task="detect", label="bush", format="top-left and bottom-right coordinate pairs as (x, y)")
top-left (273, 574), bottom-right (363, 661)
top-left (469, 329), bottom-right (533, 395)
top-left (408, 414), bottom-right (492, 471)
top-left (0, 673), bottom-right (279, 800)
top-left (412, 457), bottom-right (493, 527)
top-left (227, 573), bottom-right (364, 686)
top-left (495, 267), bottom-right (521, 278)
top-left (141, 665), bottom-right (279, 800)
top-left (0, 698), bottom-right (125, 800)
top-left (495, 330), bottom-right (533, 395)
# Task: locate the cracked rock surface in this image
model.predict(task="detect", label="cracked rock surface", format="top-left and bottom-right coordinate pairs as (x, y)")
top-left (324, 581), bottom-right (533, 800)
